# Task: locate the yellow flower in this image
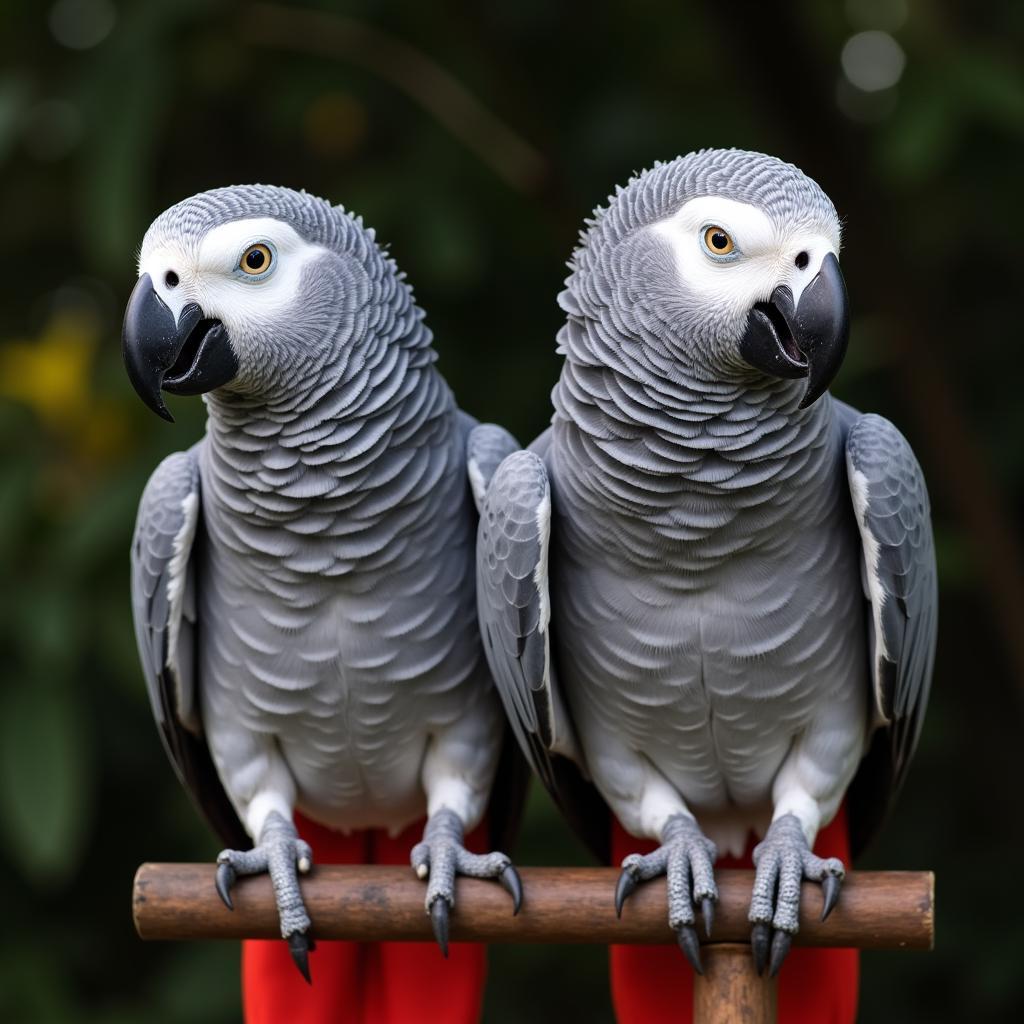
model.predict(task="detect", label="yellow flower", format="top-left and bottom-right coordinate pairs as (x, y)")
top-left (0, 311), bottom-right (98, 428)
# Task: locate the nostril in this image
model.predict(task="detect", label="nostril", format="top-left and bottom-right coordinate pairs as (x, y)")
top-left (165, 270), bottom-right (179, 288)
top-left (795, 251), bottom-right (809, 270)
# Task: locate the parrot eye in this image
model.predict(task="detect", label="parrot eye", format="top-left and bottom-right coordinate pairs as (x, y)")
top-left (239, 243), bottom-right (274, 277)
top-left (702, 226), bottom-right (735, 257)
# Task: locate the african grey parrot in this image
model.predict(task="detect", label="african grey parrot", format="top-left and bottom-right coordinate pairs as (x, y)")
top-left (475, 149), bottom-right (936, 980)
top-left (123, 185), bottom-right (522, 983)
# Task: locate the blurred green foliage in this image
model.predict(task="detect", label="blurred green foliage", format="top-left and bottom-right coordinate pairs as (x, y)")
top-left (1, 1), bottom-right (1023, 1021)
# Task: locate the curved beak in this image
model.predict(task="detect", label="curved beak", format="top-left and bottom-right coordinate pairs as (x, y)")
top-left (121, 273), bottom-right (237, 422)
top-left (738, 252), bottom-right (850, 409)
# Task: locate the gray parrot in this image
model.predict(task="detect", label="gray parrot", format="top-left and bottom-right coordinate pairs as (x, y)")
top-left (124, 185), bottom-right (523, 982)
top-left (475, 149), bottom-right (936, 978)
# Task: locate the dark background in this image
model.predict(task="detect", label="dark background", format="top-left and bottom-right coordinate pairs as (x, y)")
top-left (1, 1), bottom-right (1022, 1021)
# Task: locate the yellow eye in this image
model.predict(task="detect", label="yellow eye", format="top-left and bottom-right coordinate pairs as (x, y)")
top-left (703, 226), bottom-right (734, 256)
top-left (239, 243), bottom-right (273, 275)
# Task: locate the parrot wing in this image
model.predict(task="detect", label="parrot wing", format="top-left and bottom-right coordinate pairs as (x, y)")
top-left (473, 426), bottom-right (609, 861)
top-left (131, 444), bottom-right (249, 850)
top-left (844, 411), bottom-right (938, 857)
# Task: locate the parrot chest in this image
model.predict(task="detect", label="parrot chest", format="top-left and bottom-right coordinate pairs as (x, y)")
top-left (555, 516), bottom-right (868, 812)
top-left (197, 519), bottom-right (488, 832)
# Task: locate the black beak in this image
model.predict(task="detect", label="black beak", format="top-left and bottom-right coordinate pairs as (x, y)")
top-left (121, 273), bottom-right (237, 422)
top-left (738, 252), bottom-right (850, 409)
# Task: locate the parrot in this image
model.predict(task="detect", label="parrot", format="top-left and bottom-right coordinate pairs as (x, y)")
top-left (123, 184), bottom-right (524, 1024)
top-left (474, 149), bottom-right (936, 1023)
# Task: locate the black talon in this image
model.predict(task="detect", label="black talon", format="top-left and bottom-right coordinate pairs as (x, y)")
top-left (701, 897), bottom-right (715, 938)
top-left (430, 898), bottom-right (450, 958)
top-left (675, 924), bottom-right (703, 975)
top-left (768, 930), bottom-right (792, 977)
top-left (614, 868), bottom-right (638, 918)
top-left (288, 932), bottom-right (312, 984)
top-left (821, 873), bottom-right (842, 921)
top-left (499, 864), bottom-right (523, 915)
top-left (215, 862), bottom-right (236, 910)
top-left (751, 922), bottom-right (771, 975)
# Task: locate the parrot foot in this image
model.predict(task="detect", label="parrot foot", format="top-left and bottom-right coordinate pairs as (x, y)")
top-left (216, 811), bottom-right (315, 983)
top-left (615, 813), bottom-right (718, 975)
top-left (411, 807), bottom-right (522, 958)
top-left (748, 813), bottom-right (844, 977)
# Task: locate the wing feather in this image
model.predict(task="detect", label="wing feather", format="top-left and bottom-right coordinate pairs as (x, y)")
top-left (475, 439), bottom-right (608, 860)
top-left (131, 445), bottom-right (248, 850)
top-left (844, 413), bottom-right (937, 856)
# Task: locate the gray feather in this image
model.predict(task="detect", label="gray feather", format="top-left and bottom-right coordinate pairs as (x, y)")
top-left (844, 412), bottom-right (937, 852)
top-left (131, 446), bottom-right (247, 849)
top-left (467, 423), bottom-right (520, 512)
top-left (477, 448), bottom-right (609, 859)
top-left (477, 451), bottom-right (554, 761)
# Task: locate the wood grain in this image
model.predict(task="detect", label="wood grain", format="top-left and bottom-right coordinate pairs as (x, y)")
top-left (693, 945), bottom-right (776, 1024)
top-left (133, 865), bottom-right (933, 949)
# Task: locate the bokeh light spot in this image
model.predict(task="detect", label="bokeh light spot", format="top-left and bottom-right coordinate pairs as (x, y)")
top-left (841, 31), bottom-right (906, 92)
top-left (48, 0), bottom-right (116, 51)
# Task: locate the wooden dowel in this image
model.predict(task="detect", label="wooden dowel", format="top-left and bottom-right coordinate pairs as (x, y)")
top-left (693, 945), bottom-right (776, 1024)
top-left (133, 865), bottom-right (933, 950)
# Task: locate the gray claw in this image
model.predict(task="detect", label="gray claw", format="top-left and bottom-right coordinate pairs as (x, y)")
top-left (768, 930), bottom-right (792, 977)
top-left (215, 862), bottom-right (236, 910)
top-left (751, 921), bottom-right (771, 976)
top-left (617, 816), bottom-right (718, 972)
top-left (821, 873), bottom-right (842, 921)
top-left (748, 814), bottom-right (845, 977)
top-left (701, 897), bottom-right (715, 938)
top-left (499, 864), bottom-right (523, 915)
top-left (288, 932), bottom-right (312, 984)
top-left (615, 868), bottom-right (638, 917)
top-left (675, 924), bottom-right (703, 975)
top-left (217, 814), bottom-right (313, 976)
top-left (414, 809), bottom-right (518, 940)
top-left (430, 898), bottom-right (450, 958)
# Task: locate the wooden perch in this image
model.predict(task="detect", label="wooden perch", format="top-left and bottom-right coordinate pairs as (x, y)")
top-left (133, 865), bottom-right (932, 949)
top-left (133, 865), bottom-right (933, 1024)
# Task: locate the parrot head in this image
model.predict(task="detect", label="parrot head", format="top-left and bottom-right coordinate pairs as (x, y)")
top-left (567, 149), bottom-right (849, 408)
top-left (123, 185), bottom-right (390, 421)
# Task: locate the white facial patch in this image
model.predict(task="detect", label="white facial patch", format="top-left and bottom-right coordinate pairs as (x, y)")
top-left (138, 217), bottom-right (328, 336)
top-left (649, 196), bottom-right (840, 314)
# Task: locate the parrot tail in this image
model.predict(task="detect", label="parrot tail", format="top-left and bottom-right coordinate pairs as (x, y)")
top-left (609, 805), bottom-right (859, 1024)
top-left (242, 814), bottom-right (488, 1024)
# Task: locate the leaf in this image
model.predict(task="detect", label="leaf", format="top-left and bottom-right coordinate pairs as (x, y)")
top-left (954, 52), bottom-right (1024, 133)
top-left (877, 78), bottom-right (959, 185)
top-left (0, 72), bottom-right (31, 166)
top-left (17, 585), bottom-right (80, 675)
top-left (54, 468), bottom-right (139, 574)
top-left (150, 943), bottom-right (241, 1024)
top-left (0, 456), bottom-right (33, 563)
top-left (0, 680), bottom-right (94, 886)
top-left (0, 944), bottom-right (75, 1023)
